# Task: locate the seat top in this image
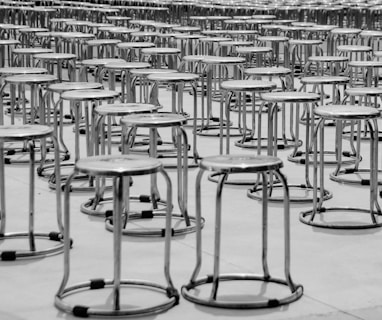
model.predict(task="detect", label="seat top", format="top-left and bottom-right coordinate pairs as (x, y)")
top-left (104, 61), bottom-right (151, 70)
top-left (0, 125), bottom-right (53, 141)
top-left (141, 47), bottom-right (181, 55)
top-left (199, 37), bottom-right (232, 43)
top-left (331, 27), bottom-right (362, 34)
top-left (75, 154), bottom-right (162, 177)
top-left (360, 30), bottom-right (382, 38)
top-left (289, 39), bottom-right (322, 45)
top-left (4, 74), bottom-right (57, 84)
top-left (117, 41), bottom-right (155, 49)
top-left (175, 34), bottom-right (206, 40)
top-left (236, 46), bottom-right (272, 54)
top-left (60, 33), bottom-right (95, 39)
top-left (95, 102), bottom-right (158, 116)
top-left (348, 60), bottom-right (382, 67)
top-left (130, 68), bottom-right (178, 76)
top-left (172, 26), bottom-right (201, 32)
top-left (261, 91), bottom-right (321, 103)
top-left (61, 89), bottom-right (120, 101)
top-left (12, 48), bottom-right (53, 54)
top-left (0, 67), bottom-right (47, 75)
top-left (345, 87), bottom-right (382, 96)
top-left (308, 55), bottom-right (348, 62)
top-left (337, 45), bottom-right (372, 52)
top-left (33, 53), bottom-right (77, 60)
top-left (81, 58), bottom-right (125, 66)
top-left (86, 39), bottom-right (122, 46)
top-left (202, 56), bottom-right (246, 65)
top-left (221, 80), bottom-right (277, 92)
top-left (219, 40), bottom-right (253, 47)
top-left (147, 72), bottom-right (199, 82)
top-left (19, 27), bottom-right (49, 33)
top-left (314, 105), bottom-right (380, 120)
top-left (182, 55), bottom-right (213, 62)
top-left (48, 82), bottom-right (103, 93)
top-left (301, 76), bottom-right (350, 84)
top-left (121, 113), bottom-right (187, 128)
top-left (245, 66), bottom-right (291, 76)
top-left (200, 154), bottom-right (283, 173)
top-left (0, 39), bottom-right (20, 45)
top-left (258, 36), bottom-right (289, 42)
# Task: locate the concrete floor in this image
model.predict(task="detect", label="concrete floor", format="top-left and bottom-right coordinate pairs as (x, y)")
top-left (1, 75), bottom-right (382, 320)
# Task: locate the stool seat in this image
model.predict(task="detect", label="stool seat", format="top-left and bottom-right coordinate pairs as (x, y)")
top-left (0, 67), bottom-right (47, 75)
top-left (0, 124), bottom-right (53, 141)
top-left (147, 72), bottom-right (199, 82)
top-left (182, 55), bottom-right (213, 62)
top-left (75, 154), bottom-right (162, 177)
top-left (19, 27), bottom-right (49, 33)
top-left (348, 60), bottom-right (382, 67)
top-left (199, 37), bottom-right (232, 43)
top-left (86, 39), bottom-right (121, 46)
top-left (0, 39), bottom-right (20, 45)
top-left (12, 48), bottom-right (53, 55)
top-left (289, 39), bottom-right (322, 45)
top-left (236, 46), bottom-right (273, 54)
top-left (172, 26), bottom-right (201, 33)
top-left (104, 61), bottom-right (151, 70)
top-left (200, 154), bottom-right (283, 173)
top-left (122, 113), bottom-right (187, 127)
top-left (4, 74), bottom-right (57, 84)
top-left (308, 56), bottom-right (348, 63)
top-left (337, 45), bottom-right (372, 52)
top-left (60, 33), bottom-right (95, 39)
top-left (258, 36), bottom-right (289, 42)
top-left (95, 102), bottom-right (158, 116)
top-left (141, 47), bottom-right (181, 55)
top-left (175, 34), bottom-right (206, 40)
top-left (130, 68), bottom-right (178, 76)
top-left (360, 30), bottom-right (382, 38)
top-left (314, 105), bottom-right (381, 120)
top-left (260, 91), bottom-right (321, 103)
top-left (48, 81), bottom-right (103, 93)
top-left (33, 53), bottom-right (77, 60)
top-left (245, 66), bottom-right (291, 76)
top-left (221, 79), bottom-right (277, 92)
top-left (300, 76), bottom-right (350, 85)
top-left (345, 87), bottom-right (382, 96)
top-left (202, 56), bottom-right (246, 65)
top-left (331, 27), bottom-right (362, 34)
top-left (61, 89), bottom-right (120, 101)
top-left (117, 42), bottom-right (155, 49)
top-left (81, 58), bottom-right (125, 67)
top-left (219, 40), bottom-right (253, 47)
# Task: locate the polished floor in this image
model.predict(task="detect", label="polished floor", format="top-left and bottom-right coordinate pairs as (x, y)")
top-left (1, 77), bottom-right (382, 320)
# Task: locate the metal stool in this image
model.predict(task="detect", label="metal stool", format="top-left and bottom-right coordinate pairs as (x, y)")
top-left (55, 154), bottom-right (179, 317)
top-left (289, 39), bottom-right (323, 78)
top-left (236, 46), bottom-right (273, 68)
top-left (337, 44), bottom-right (372, 62)
top-left (117, 41), bottom-right (155, 62)
top-left (0, 124), bottom-right (63, 260)
top-left (249, 91), bottom-right (332, 203)
top-left (257, 35), bottom-right (289, 67)
top-left (81, 102), bottom-right (158, 216)
top-left (303, 55), bottom-right (349, 77)
top-left (0, 39), bottom-right (20, 67)
top-left (347, 60), bottom-right (382, 87)
top-left (33, 52), bottom-right (77, 82)
top-left (119, 113), bottom-right (199, 236)
top-left (141, 47), bottom-right (181, 70)
top-left (182, 154), bottom-right (303, 308)
top-left (12, 47), bottom-right (53, 67)
top-left (86, 38), bottom-right (121, 59)
top-left (78, 58), bottom-right (125, 82)
top-left (300, 105), bottom-right (382, 229)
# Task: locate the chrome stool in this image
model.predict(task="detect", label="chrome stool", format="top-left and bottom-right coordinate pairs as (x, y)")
top-left (0, 124), bottom-right (63, 260)
top-left (81, 102), bottom-right (158, 217)
top-left (337, 44), bottom-right (372, 62)
top-left (236, 46), bottom-right (273, 68)
top-left (86, 38), bottom-right (121, 59)
top-left (117, 41), bottom-right (155, 62)
top-left (289, 39), bottom-right (323, 78)
top-left (78, 58), bottom-right (125, 82)
top-left (347, 60), bottom-right (382, 87)
top-left (182, 154), bottom-right (303, 308)
top-left (249, 91), bottom-right (332, 203)
top-left (55, 154), bottom-right (179, 317)
top-left (0, 39), bottom-right (20, 67)
top-left (303, 55), bottom-right (349, 77)
top-left (257, 36), bottom-right (289, 67)
top-left (300, 105), bottom-right (382, 229)
top-left (141, 47), bottom-right (181, 70)
top-left (11, 47), bottom-right (53, 67)
top-left (33, 52), bottom-right (77, 82)
top-left (119, 113), bottom-right (198, 236)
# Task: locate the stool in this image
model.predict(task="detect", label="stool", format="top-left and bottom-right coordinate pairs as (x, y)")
top-left (18, 27), bottom-right (49, 47)
top-left (249, 91), bottom-right (332, 203)
top-left (81, 102), bottom-right (159, 216)
top-left (33, 52), bottom-right (77, 82)
top-left (120, 113), bottom-right (198, 236)
top-left (289, 39), bottom-right (323, 78)
top-left (216, 40), bottom-right (253, 57)
top-left (0, 39), bottom-right (20, 67)
top-left (337, 44), bottom-right (372, 61)
top-left (0, 124), bottom-right (64, 260)
top-left (141, 47), bottom-right (181, 70)
top-left (236, 46), bottom-right (273, 68)
top-left (60, 32), bottom-right (96, 61)
top-left (79, 58), bottom-right (125, 82)
top-left (300, 105), bottom-right (382, 229)
top-left (175, 33), bottom-right (205, 57)
top-left (12, 47), bottom-right (53, 67)
top-left (55, 154), bottom-right (179, 317)
top-left (101, 61), bottom-right (151, 103)
top-left (303, 55), bottom-right (349, 77)
top-left (347, 60), bottom-right (382, 87)
top-left (257, 36), bottom-right (289, 67)
top-left (245, 66), bottom-right (293, 91)
top-left (86, 39), bottom-right (121, 59)
top-left (198, 37), bottom-right (232, 56)
top-left (51, 89), bottom-right (120, 192)
top-left (117, 41), bottom-right (155, 62)
top-left (182, 154), bottom-right (303, 308)
top-left (328, 27), bottom-right (362, 55)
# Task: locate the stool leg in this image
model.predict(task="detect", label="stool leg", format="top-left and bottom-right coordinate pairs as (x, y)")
top-left (261, 172), bottom-right (270, 278)
top-left (113, 176), bottom-right (123, 310)
top-left (28, 140), bottom-right (36, 251)
top-left (0, 142), bottom-right (6, 234)
top-left (211, 172), bottom-right (228, 300)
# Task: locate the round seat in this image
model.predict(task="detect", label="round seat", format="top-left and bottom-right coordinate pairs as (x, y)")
top-left (337, 45), bottom-right (372, 52)
top-left (33, 53), bottom-right (77, 61)
top-left (48, 82), bottom-right (103, 93)
top-left (86, 39), bottom-right (121, 46)
top-left (117, 42), bottom-right (155, 49)
top-left (61, 89), bottom-right (120, 102)
top-left (258, 36), bottom-right (289, 42)
top-left (0, 39), bottom-right (20, 46)
top-left (314, 105), bottom-right (381, 120)
top-left (182, 55), bottom-right (212, 63)
top-left (0, 67), bottom-right (47, 75)
top-left (236, 46), bottom-right (273, 54)
top-left (80, 58), bottom-right (125, 67)
top-left (141, 47), bottom-right (181, 55)
top-left (245, 66), bottom-right (291, 76)
top-left (12, 48), bottom-right (53, 55)
top-left (130, 68), bottom-right (178, 76)
top-left (4, 74), bottom-right (57, 84)
top-left (95, 102), bottom-right (158, 116)
top-left (75, 154), bottom-right (162, 177)
top-left (0, 125), bottom-right (53, 141)
top-left (103, 61), bottom-right (150, 70)
top-left (200, 154), bottom-right (283, 173)
top-left (122, 113), bottom-right (187, 128)
top-left (331, 27), bottom-right (362, 35)
top-left (202, 56), bottom-right (245, 65)
top-left (289, 39), bottom-right (322, 46)
top-left (308, 56), bottom-right (348, 63)
top-left (172, 26), bottom-right (201, 33)
top-left (300, 76), bottom-right (350, 85)
top-left (261, 91), bottom-right (321, 102)
top-left (221, 79), bottom-right (277, 92)
top-left (348, 60), bottom-right (382, 67)
top-left (346, 87), bottom-right (382, 96)
top-left (147, 72), bottom-right (199, 82)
